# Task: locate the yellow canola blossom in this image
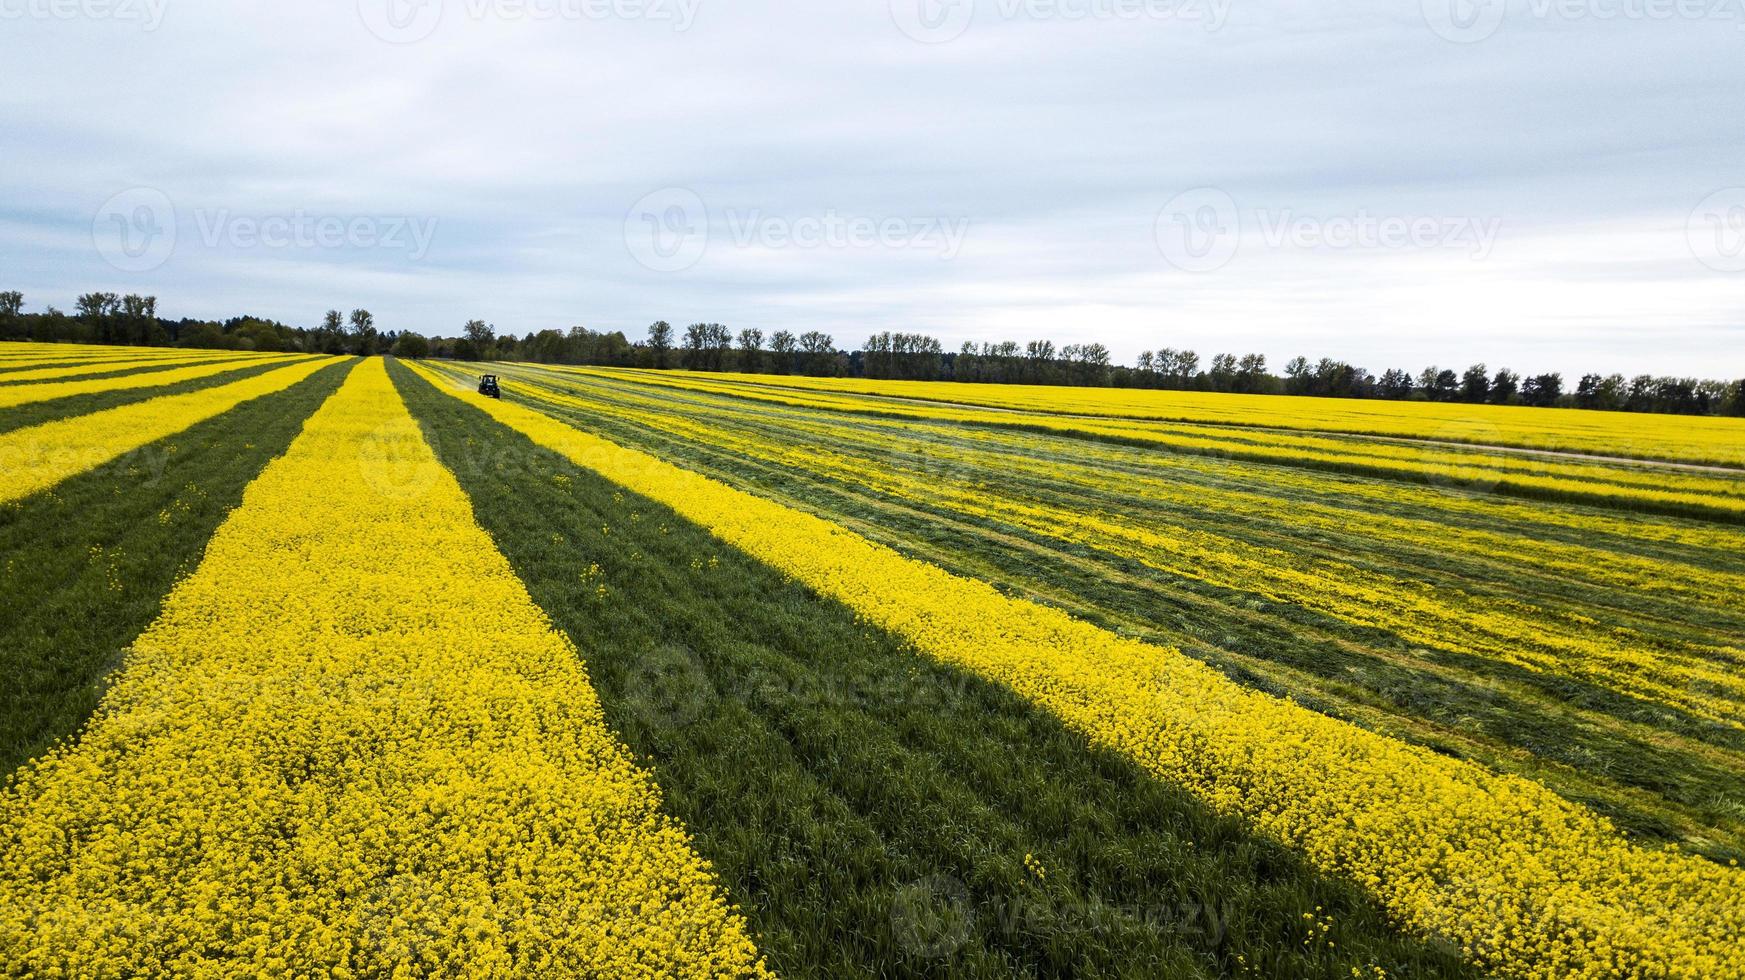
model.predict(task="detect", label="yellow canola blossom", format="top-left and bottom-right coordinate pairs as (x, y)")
top-left (618, 368), bottom-right (1745, 468)
top-left (0, 359), bottom-right (771, 978)
top-left (0, 356), bottom-right (341, 504)
top-left (0, 352), bottom-right (254, 383)
top-left (408, 360), bottom-right (1744, 980)
top-left (0, 352), bottom-right (309, 409)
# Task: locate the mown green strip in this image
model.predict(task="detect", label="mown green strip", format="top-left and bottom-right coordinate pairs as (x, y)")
top-left (393, 359), bottom-right (1481, 980)
top-left (0, 358), bottom-right (353, 775)
top-left (0, 359), bottom-right (309, 437)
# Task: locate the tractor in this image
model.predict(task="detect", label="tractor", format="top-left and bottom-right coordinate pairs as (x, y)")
top-left (477, 374), bottom-right (501, 399)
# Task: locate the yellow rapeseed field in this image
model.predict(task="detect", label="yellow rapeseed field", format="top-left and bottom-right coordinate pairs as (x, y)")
top-left (0, 359), bottom-right (770, 977)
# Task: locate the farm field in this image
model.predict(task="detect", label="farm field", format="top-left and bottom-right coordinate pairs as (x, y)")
top-left (3, 341), bottom-right (1742, 978)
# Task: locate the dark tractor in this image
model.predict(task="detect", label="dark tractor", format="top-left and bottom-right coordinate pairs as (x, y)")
top-left (477, 374), bottom-right (501, 399)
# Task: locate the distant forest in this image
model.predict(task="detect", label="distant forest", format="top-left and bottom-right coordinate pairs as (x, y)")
top-left (4, 290), bottom-right (1742, 417)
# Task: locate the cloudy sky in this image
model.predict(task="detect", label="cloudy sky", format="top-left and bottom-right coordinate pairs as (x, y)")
top-left (2, 0), bottom-right (1741, 376)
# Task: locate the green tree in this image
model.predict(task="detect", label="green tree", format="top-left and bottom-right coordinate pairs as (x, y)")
top-left (393, 331), bottom-right (430, 358)
top-left (769, 329), bottom-right (797, 374)
top-left (1488, 368), bottom-right (1519, 404)
top-left (349, 309), bottom-right (378, 355)
top-left (463, 319), bottom-right (496, 360)
top-left (1460, 364), bottom-right (1489, 402)
top-left (647, 321), bottom-right (673, 368)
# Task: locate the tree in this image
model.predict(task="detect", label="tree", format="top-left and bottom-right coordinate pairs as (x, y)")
top-left (120, 294), bottom-right (159, 345)
top-left (1235, 353), bottom-right (1268, 393)
top-left (463, 318), bottom-right (495, 349)
top-left (316, 309), bottom-right (346, 354)
top-left (392, 331), bottom-right (430, 358)
top-left (769, 329), bottom-right (797, 374)
top-left (0, 290), bottom-right (20, 340)
top-left (647, 320), bottom-right (673, 368)
top-left (737, 328), bottom-right (764, 372)
top-left (1521, 373), bottom-right (1563, 408)
top-left (1460, 364), bottom-right (1489, 403)
top-left (1283, 356), bottom-right (1311, 394)
top-left (798, 331), bottom-right (836, 375)
top-left (1208, 353), bottom-right (1238, 391)
top-left (1378, 369), bottom-right (1414, 399)
top-left (1488, 368), bottom-right (1519, 404)
top-left (349, 309), bottom-right (378, 355)
top-left (1173, 350), bottom-right (1199, 386)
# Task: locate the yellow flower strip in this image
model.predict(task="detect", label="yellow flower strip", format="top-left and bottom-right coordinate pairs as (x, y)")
top-left (0, 357), bottom-right (342, 504)
top-left (634, 368), bottom-right (1745, 468)
top-left (480, 365), bottom-right (1745, 726)
top-left (0, 352), bottom-right (253, 383)
top-left (0, 352), bottom-right (310, 410)
top-left (410, 359), bottom-right (1744, 980)
top-left (573, 368), bottom-right (1745, 515)
top-left (0, 359), bottom-right (770, 978)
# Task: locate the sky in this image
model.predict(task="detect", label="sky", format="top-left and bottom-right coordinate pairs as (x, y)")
top-left (1, 0), bottom-right (1742, 377)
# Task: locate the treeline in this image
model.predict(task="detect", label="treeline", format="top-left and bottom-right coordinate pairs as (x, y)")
top-left (4, 291), bottom-right (1741, 416)
top-left (0, 292), bottom-right (432, 359)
